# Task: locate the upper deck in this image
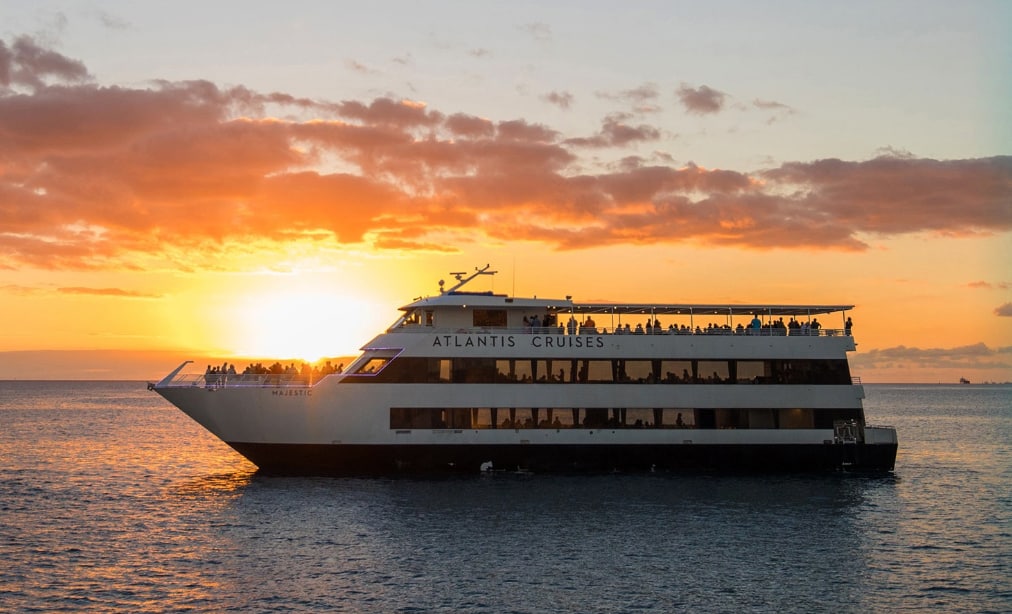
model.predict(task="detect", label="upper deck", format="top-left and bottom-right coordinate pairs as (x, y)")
top-left (395, 267), bottom-right (854, 337)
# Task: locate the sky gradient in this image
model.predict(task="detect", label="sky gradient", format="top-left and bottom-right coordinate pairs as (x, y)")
top-left (1, 1), bottom-right (1010, 382)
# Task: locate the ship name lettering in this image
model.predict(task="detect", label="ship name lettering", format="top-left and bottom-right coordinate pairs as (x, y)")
top-left (271, 389), bottom-right (312, 396)
top-left (531, 335), bottom-right (604, 349)
top-left (432, 334), bottom-right (516, 348)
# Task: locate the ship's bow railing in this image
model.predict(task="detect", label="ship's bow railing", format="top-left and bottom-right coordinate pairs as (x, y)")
top-left (157, 371), bottom-right (319, 389)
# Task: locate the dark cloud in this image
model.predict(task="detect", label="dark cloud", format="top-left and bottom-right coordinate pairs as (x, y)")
top-left (1, 35), bottom-right (1010, 270)
top-left (596, 83), bottom-right (662, 114)
top-left (852, 343), bottom-right (1012, 371)
top-left (676, 84), bottom-right (726, 115)
top-left (752, 99), bottom-right (792, 112)
top-left (542, 90), bottom-right (574, 110)
top-left (0, 36), bottom-right (90, 88)
top-left (995, 303), bottom-right (1012, 317)
top-left (92, 9), bottom-right (130, 30)
top-left (521, 23), bottom-right (552, 42)
top-left (565, 114), bottom-right (662, 148)
top-left (597, 83), bottom-right (660, 104)
top-left (968, 281), bottom-right (1011, 290)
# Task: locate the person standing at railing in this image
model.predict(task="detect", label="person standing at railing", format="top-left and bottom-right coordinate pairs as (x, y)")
top-left (845, 317), bottom-right (853, 336)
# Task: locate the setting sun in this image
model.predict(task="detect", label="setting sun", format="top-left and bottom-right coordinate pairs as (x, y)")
top-left (228, 282), bottom-right (384, 362)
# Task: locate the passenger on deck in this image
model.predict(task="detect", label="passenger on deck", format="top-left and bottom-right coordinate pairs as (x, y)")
top-left (845, 317), bottom-right (853, 336)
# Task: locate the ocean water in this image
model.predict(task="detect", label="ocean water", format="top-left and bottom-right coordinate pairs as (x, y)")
top-left (1, 382), bottom-right (1009, 613)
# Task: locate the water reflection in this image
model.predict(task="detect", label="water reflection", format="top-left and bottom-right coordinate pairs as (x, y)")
top-left (171, 470), bottom-right (256, 500)
top-left (207, 473), bottom-right (895, 611)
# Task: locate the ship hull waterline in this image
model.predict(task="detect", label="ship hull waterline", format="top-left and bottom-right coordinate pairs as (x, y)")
top-left (224, 441), bottom-right (898, 475)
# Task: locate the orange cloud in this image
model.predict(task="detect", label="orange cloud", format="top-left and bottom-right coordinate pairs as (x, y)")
top-left (57, 286), bottom-right (161, 298)
top-left (2, 36), bottom-right (1011, 270)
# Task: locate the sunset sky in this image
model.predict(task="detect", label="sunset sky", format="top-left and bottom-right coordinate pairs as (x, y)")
top-left (1, 1), bottom-right (1010, 382)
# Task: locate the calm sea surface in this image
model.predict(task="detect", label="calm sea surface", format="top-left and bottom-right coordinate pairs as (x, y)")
top-left (1, 382), bottom-right (1009, 612)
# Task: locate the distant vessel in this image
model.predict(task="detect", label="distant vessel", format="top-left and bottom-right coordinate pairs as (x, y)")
top-left (152, 265), bottom-right (898, 474)
top-left (960, 378), bottom-right (971, 384)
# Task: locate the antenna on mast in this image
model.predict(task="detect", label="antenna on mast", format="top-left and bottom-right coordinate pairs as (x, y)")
top-left (443, 264), bottom-right (497, 293)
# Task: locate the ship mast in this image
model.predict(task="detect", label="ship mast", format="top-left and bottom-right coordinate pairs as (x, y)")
top-left (440, 264), bottom-right (498, 293)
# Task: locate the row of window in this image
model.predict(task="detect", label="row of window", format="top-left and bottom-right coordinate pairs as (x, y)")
top-left (390, 407), bottom-right (864, 430)
top-left (353, 357), bottom-right (853, 385)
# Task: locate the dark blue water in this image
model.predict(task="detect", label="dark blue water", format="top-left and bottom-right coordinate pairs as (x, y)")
top-left (1, 382), bottom-right (1009, 612)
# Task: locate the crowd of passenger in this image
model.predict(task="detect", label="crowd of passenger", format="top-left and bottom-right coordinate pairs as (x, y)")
top-left (203, 360), bottom-right (344, 388)
top-left (522, 314), bottom-right (850, 336)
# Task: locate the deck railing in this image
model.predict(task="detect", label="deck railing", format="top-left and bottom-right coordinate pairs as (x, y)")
top-left (395, 324), bottom-right (850, 337)
top-left (161, 372), bottom-right (328, 389)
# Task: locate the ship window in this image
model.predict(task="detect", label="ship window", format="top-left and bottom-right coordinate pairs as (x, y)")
top-left (442, 408), bottom-right (472, 429)
top-left (698, 361), bottom-right (730, 383)
top-left (576, 360), bottom-right (615, 383)
top-left (624, 408), bottom-right (692, 427)
top-left (736, 361), bottom-right (765, 383)
top-left (496, 360), bottom-right (515, 382)
top-left (779, 408), bottom-right (814, 429)
top-left (353, 357), bottom-right (390, 374)
top-left (451, 358), bottom-right (496, 383)
top-left (498, 408), bottom-right (536, 428)
top-left (551, 361), bottom-right (574, 383)
top-left (473, 309), bottom-right (507, 328)
top-left (618, 361), bottom-right (654, 383)
top-left (513, 360), bottom-right (534, 383)
top-left (552, 408), bottom-right (577, 427)
top-left (748, 409), bottom-right (777, 428)
top-left (660, 360), bottom-right (693, 383)
top-left (716, 409), bottom-right (747, 429)
top-left (390, 408), bottom-right (442, 429)
top-left (472, 408), bottom-right (495, 428)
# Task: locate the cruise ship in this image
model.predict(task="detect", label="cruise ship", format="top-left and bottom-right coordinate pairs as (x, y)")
top-left (152, 265), bottom-right (898, 474)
